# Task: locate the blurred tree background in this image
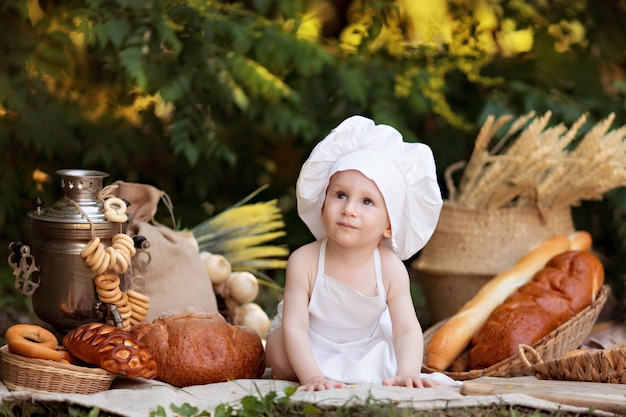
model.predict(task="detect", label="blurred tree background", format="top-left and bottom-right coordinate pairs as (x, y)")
top-left (1, 0), bottom-right (626, 328)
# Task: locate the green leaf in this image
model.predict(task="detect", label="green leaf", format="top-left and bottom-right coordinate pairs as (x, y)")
top-left (149, 405), bottom-right (167, 417)
top-left (160, 72), bottom-right (192, 102)
top-left (119, 46), bottom-right (147, 88)
top-left (302, 402), bottom-right (324, 415)
top-left (170, 402), bottom-right (199, 417)
top-left (103, 18), bottom-right (132, 49)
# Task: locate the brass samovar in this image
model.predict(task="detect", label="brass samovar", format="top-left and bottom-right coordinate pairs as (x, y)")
top-left (8, 169), bottom-right (149, 333)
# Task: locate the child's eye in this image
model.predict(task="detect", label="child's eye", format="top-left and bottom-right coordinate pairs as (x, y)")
top-left (336, 191), bottom-right (347, 199)
top-left (363, 198), bottom-right (373, 206)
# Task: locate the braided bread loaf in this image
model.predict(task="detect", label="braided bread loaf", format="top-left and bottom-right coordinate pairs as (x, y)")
top-left (63, 322), bottom-right (158, 379)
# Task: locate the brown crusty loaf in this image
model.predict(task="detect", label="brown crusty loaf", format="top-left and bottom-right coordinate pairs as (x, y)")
top-left (468, 250), bottom-right (604, 370)
top-left (63, 322), bottom-right (158, 378)
top-left (129, 310), bottom-right (265, 387)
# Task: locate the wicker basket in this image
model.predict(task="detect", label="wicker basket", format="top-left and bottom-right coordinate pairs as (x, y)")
top-left (415, 201), bottom-right (575, 276)
top-left (519, 343), bottom-right (626, 383)
top-left (421, 285), bottom-right (610, 381)
top-left (1, 345), bottom-right (116, 394)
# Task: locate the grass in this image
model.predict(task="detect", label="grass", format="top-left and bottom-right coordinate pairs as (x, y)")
top-left (0, 401), bottom-right (601, 417)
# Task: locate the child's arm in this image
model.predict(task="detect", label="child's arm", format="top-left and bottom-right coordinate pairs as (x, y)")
top-left (282, 245), bottom-right (346, 391)
top-left (382, 251), bottom-right (441, 388)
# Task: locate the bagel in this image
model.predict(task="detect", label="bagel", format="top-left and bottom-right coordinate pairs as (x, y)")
top-left (105, 210), bottom-right (128, 223)
top-left (94, 274), bottom-right (120, 291)
top-left (5, 324), bottom-right (62, 361)
top-left (80, 237), bottom-right (101, 258)
top-left (104, 197), bottom-right (127, 214)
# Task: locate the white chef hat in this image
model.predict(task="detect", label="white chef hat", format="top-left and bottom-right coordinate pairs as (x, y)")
top-left (296, 115), bottom-right (443, 260)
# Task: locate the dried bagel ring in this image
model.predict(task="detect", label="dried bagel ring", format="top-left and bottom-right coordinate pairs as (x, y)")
top-left (112, 244), bottom-right (132, 264)
top-left (117, 305), bottom-right (132, 317)
top-left (105, 210), bottom-right (128, 223)
top-left (127, 296), bottom-right (149, 311)
top-left (112, 234), bottom-right (137, 256)
top-left (129, 302), bottom-right (148, 317)
top-left (105, 247), bottom-right (118, 271)
top-left (95, 251), bottom-right (111, 275)
top-left (127, 289), bottom-right (150, 304)
top-left (80, 237), bottom-right (101, 258)
top-left (94, 274), bottom-right (120, 291)
top-left (97, 289), bottom-right (123, 304)
top-left (85, 243), bottom-right (105, 268)
top-left (113, 252), bottom-right (129, 274)
top-left (103, 197), bottom-right (127, 214)
top-left (130, 310), bottom-right (147, 323)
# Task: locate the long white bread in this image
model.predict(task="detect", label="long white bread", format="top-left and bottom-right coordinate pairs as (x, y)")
top-left (568, 230), bottom-right (602, 297)
top-left (423, 234), bottom-right (572, 371)
top-left (568, 230), bottom-right (592, 251)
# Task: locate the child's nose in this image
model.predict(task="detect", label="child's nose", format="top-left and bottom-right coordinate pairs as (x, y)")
top-left (342, 199), bottom-right (357, 216)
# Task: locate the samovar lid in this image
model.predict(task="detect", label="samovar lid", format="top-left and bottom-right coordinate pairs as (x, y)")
top-left (28, 169), bottom-right (110, 223)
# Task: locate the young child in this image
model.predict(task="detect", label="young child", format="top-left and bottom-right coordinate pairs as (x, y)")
top-left (265, 115), bottom-right (457, 391)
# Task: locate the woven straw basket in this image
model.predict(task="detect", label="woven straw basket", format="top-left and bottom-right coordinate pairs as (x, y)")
top-left (415, 201), bottom-right (575, 276)
top-left (519, 343), bottom-right (626, 383)
top-left (421, 285), bottom-right (610, 381)
top-left (1, 345), bottom-right (115, 394)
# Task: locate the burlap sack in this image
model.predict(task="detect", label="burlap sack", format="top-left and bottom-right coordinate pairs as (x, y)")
top-left (112, 181), bottom-right (218, 323)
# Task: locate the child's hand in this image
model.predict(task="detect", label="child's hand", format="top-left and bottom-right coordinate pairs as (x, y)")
top-left (297, 376), bottom-right (347, 392)
top-left (382, 374), bottom-right (442, 388)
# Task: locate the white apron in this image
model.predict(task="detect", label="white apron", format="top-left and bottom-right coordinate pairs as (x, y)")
top-left (269, 238), bottom-right (460, 386)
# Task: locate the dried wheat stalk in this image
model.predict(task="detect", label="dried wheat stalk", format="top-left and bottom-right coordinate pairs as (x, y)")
top-left (450, 112), bottom-right (626, 209)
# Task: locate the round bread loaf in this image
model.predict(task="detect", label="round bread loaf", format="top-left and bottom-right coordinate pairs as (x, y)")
top-left (129, 310), bottom-right (265, 387)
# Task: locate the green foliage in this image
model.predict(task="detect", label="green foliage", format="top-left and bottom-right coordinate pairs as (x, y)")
top-left (0, 402), bottom-right (109, 417)
top-left (0, 394), bottom-right (595, 417)
top-left (146, 387), bottom-right (592, 417)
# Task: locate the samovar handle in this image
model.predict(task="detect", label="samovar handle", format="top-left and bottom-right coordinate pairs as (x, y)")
top-left (8, 242), bottom-right (40, 297)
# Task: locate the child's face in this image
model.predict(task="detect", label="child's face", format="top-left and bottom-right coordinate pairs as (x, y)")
top-left (321, 170), bottom-right (392, 247)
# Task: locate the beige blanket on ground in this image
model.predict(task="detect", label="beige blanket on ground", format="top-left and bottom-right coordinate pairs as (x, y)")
top-left (0, 377), bottom-right (613, 416)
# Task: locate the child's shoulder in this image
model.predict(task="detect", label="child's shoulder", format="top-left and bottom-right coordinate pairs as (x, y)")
top-left (377, 244), bottom-right (403, 263)
top-left (288, 239), bottom-right (322, 262)
top-left (378, 244), bottom-right (409, 276)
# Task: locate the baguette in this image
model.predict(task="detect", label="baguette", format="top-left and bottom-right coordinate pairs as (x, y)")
top-left (568, 230), bottom-right (592, 251)
top-left (424, 234), bottom-right (572, 371)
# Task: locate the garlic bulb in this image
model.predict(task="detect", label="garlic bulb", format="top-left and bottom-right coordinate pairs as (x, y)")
top-left (225, 271), bottom-right (259, 304)
top-left (200, 251), bottom-right (232, 285)
top-left (234, 303), bottom-right (271, 338)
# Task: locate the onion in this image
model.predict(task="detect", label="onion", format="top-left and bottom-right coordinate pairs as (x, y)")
top-left (234, 303), bottom-right (271, 338)
top-left (226, 271), bottom-right (259, 304)
top-left (199, 251), bottom-right (232, 285)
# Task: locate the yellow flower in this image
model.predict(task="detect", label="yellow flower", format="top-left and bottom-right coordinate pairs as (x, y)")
top-left (497, 19), bottom-right (533, 57)
top-left (548, 20), bottom-right (587, 53)
top-left (398, 0), bottom-right (453, 47)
